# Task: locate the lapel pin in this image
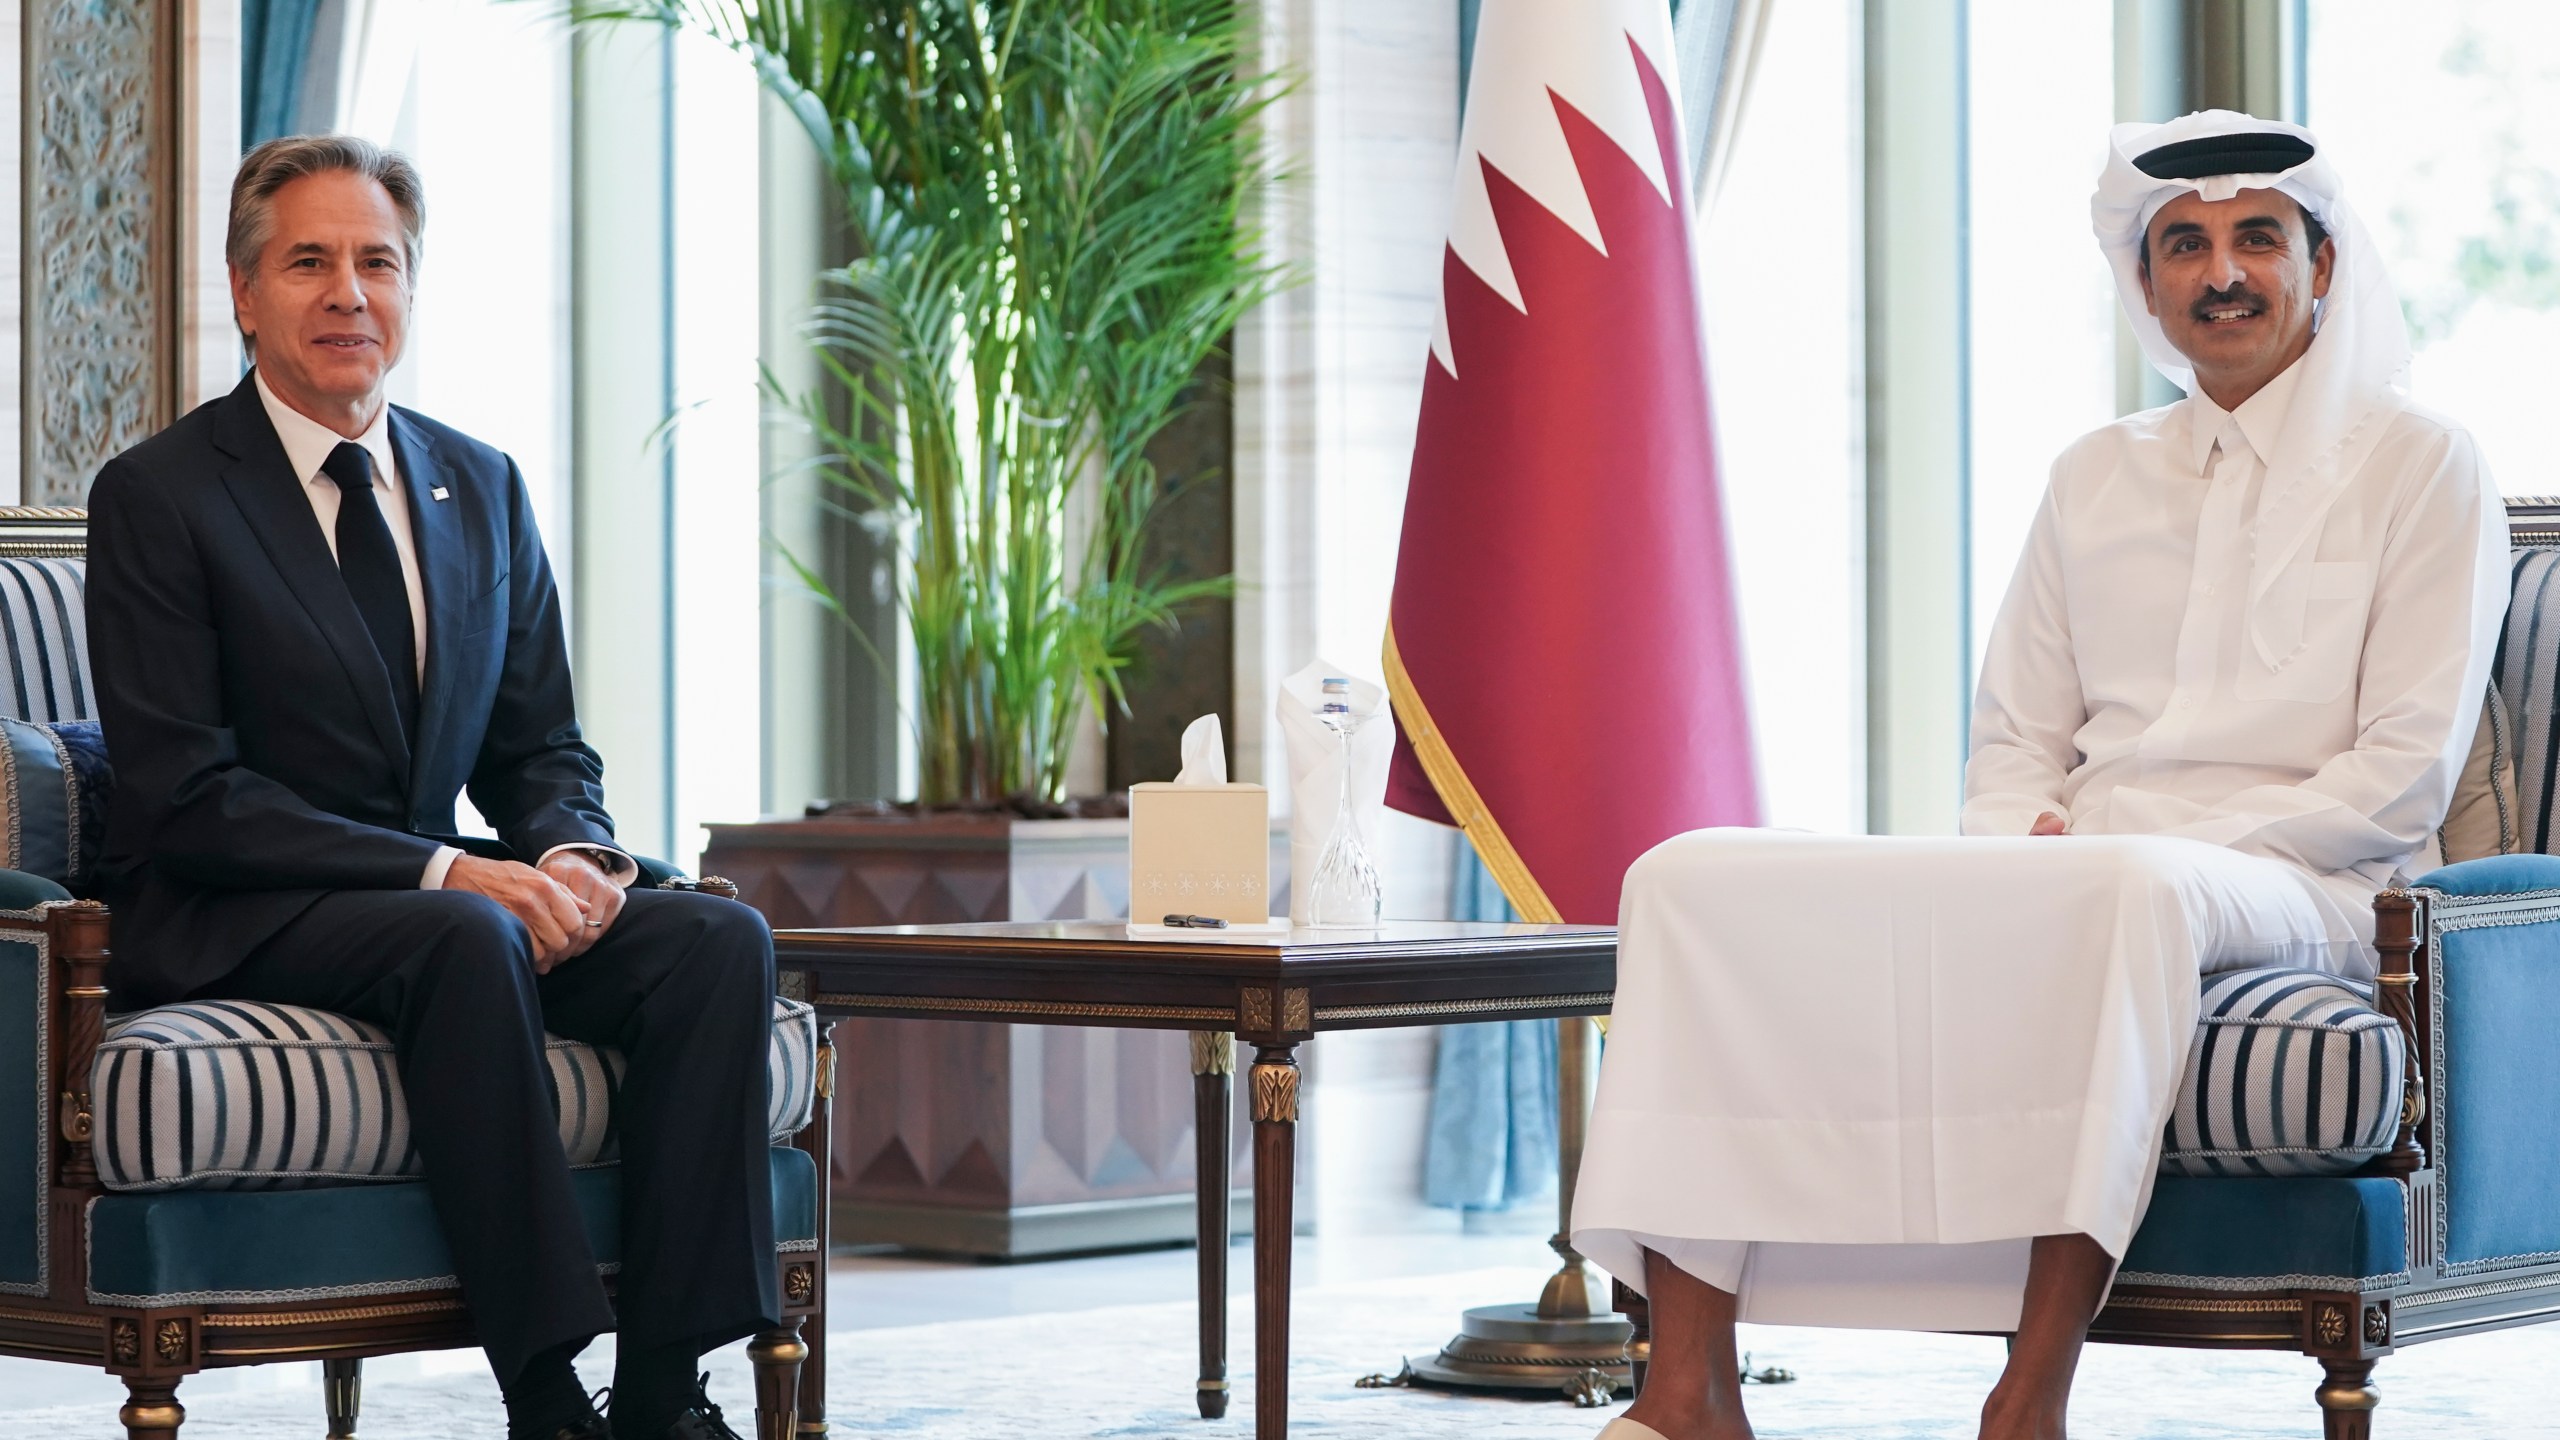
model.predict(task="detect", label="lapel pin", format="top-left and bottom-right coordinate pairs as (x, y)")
top-left (430, 486), bottom-right (450, 502)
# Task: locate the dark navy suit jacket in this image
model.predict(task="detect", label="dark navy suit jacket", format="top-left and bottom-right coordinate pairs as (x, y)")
top-left (87, 372), bottom-right (619, 1006)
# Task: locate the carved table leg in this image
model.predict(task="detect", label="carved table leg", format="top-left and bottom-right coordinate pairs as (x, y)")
top-left (120, 1379), bottom-right (184, 1438)
top-left (323, 1357), bottom-right (362, 1438)
top-left (1192, 1030), bottom-right (1235, 1419)
top-left (748, 1322), bottom-right (808, 1440)
top-left (2317, 1358), bottom-right (2378, 1440)
top-left (1250, 1043), bottom-right (1299, 1440)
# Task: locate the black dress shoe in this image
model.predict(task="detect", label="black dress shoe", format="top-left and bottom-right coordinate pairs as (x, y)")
top-left (527, 1388), bottom-right (613, 1440)
top-left (660, 1374), bottom-right (747, 1440)
top-left (522, 1414), bottom-right (611, 1440)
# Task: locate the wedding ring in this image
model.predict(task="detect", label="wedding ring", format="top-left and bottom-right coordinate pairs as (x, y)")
top-left (584, 920), bottom-right (604, 928)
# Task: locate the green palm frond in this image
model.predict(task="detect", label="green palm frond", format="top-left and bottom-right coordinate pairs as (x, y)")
top-left (570, 0), bottom-right (1290, 803)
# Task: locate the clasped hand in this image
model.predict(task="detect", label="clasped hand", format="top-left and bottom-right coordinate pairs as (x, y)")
top-left (445, 852), bottom-right (626, 972)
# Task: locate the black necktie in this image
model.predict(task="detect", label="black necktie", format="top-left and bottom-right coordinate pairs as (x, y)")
top-left (320, 442), bottom-right (419, 736)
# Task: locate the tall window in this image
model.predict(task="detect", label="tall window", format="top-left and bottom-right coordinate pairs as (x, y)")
top-left (1966, 0), bottom-right (2120, 661)
top-left (669, 29), bottom-right (764, 863)
top-left (371, 2), bottom-right (575, 558)
top-left (1701, 0), bottom-right (1863, 833)
top-left (2311, 1), bottom-right (2560, 495)
top-left (343, 6), bottom-right (764, 859)
top-left (331, 2), bottom-right (570, 841)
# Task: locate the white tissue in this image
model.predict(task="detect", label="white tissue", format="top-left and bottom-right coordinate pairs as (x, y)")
top-left (1276, 660), bottom-right (1393, 924)
top-left (1175, 714), bottom-right (1229, 786)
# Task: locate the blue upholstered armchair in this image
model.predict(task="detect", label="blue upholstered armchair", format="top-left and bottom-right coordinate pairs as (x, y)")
top-left (0, 509), bottom-right (835, 1439)
top-left (1620, 498), bottom-right (2560, 1439)
top-left (2076, 501), bottom-right (2560, 1437)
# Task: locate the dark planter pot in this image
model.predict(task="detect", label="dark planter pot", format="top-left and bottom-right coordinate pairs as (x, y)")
top-left (703, 813), bottom-right (1264, 1258)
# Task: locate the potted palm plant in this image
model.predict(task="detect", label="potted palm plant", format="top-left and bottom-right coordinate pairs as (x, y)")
top-left (570, 0), bottom-right (1289, 1256)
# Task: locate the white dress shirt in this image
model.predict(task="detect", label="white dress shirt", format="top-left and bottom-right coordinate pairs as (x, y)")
top-left (255, 375), bottom-right (634, 892)
top-left (1962, 361), bottom-right (2509, 937)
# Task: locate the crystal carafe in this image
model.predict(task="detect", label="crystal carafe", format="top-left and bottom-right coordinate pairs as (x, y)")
top-left (1304, 677), bottom-right (1383, 927)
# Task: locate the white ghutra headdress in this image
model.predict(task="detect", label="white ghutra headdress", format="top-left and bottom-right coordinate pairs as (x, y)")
top-left (2092, 110), bottom-right (2415, 673)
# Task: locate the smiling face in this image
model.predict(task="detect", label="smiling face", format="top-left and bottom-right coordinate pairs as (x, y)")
top-left (2138, 186), bottom-right (2334, 410)
top-left (229, 170), bottom-right (412, 436)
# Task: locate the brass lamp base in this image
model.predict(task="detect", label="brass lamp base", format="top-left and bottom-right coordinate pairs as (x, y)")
top-left (1404, 1303), bottom-right (1635, 1405)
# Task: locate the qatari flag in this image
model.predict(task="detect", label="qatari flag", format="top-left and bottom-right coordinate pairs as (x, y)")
top-left (1385, 0), bottom-right (1758, 925)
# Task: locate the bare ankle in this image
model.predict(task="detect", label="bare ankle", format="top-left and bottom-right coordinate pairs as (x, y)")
top-left (1618, 1391), bottom-right (1755, 1440)
top-left (1979, 1381), bottom-right (2067, 1440)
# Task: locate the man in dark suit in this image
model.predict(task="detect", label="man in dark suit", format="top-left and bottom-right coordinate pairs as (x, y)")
top-left (86, 134), bottom-right (775, 1440)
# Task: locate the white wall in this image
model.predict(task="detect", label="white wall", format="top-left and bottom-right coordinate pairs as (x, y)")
top-left (1237, 0), bottom-right (1467, 1237)
top-left (1237, 0), bottom-right (1464, 925)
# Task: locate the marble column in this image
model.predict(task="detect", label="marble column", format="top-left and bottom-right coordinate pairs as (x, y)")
top-left (1234, 0), bottom-right (1459, 806)
top-left (1233, 0), bottom-right (1464, 1235)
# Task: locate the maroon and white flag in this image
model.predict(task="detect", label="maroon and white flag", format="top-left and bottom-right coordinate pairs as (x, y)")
top-left (1384, 0), bottom-right (1759, 924)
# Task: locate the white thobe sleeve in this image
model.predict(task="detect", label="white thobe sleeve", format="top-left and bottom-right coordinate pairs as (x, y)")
top-left (1962, 479), bottom-right (2087, 838)
top-left (2125, 433), bottom-right (2505, 874)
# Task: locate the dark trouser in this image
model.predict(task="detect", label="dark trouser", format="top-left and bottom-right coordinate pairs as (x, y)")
top-left (197, 886), bottom-right (780, 1384)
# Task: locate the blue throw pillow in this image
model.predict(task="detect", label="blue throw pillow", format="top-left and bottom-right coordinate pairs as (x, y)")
top-left (0, 715), bottom-right (111, 891)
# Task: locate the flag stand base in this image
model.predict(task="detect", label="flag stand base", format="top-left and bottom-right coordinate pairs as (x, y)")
top-left (1403, 1299), bottom-right (1634, 1404)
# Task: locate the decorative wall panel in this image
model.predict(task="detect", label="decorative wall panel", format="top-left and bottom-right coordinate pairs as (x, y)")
top-left (24, 0), bottom-right (181, 503)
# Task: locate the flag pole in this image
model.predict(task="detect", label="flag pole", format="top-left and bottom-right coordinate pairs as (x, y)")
top-left (1539, 1014), bottom-right (1608, 1320)
top-left (1401, 1017), bottom-right (1633, 1404)
top-left (1387, 645), bottom-right (1637, 1402)
top-left (1376, 0), bottom-right (1743, 1402)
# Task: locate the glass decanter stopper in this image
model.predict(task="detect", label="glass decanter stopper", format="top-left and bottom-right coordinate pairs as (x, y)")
top-left (1306, 677), bottom-right (1383, 928)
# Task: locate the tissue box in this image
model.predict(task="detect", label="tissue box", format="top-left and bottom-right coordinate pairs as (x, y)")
top-left (1129, 782), bottom-right (1271, 926)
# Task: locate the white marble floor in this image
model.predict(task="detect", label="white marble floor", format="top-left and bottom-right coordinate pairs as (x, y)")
top-left (0, 1231), bottom-right (1559, 1420)
top-left (7, 1234), bottom-right (2558, 1437)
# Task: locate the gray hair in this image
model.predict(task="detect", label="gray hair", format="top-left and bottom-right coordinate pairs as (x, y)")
top-left (226, 133), bottom-right (427, 283)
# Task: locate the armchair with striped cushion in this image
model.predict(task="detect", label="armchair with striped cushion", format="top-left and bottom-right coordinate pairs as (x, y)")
top-left (0, 509), bottom-right (837, 1439)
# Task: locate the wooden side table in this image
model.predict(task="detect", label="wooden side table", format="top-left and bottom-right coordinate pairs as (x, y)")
top-left (773, 920), bottom-right (1616, 1438)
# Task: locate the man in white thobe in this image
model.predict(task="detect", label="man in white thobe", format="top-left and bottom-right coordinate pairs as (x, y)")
top-left (1575, 112), bottom-right (2507, 1440)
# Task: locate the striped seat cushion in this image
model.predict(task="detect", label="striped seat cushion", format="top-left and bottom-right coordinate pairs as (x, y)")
top-left (0, 557), bottom-right (91, 723)
top-left (2161, 968), bottom-right (2407, 1178)
top-left (91, 996), bottom-right (820, 1192)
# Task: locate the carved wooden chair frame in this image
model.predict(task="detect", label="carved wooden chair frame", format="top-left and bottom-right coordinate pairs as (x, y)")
top-left (0, 508), bottom-right (838, 1440)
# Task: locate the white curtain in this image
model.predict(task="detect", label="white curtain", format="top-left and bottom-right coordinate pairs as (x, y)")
top-left (321, 0), bottom-right (429, 142)
top-left (1672, 0), bottom-right (1771, 214)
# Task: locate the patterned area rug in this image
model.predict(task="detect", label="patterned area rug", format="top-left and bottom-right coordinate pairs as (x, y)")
top-left (11, 1267), bottom-right (2559, 1437)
